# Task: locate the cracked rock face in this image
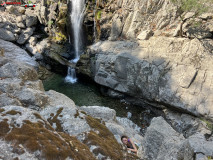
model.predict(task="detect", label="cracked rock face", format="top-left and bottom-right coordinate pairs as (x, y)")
top-left (77, 37), bottom-right (213, 120)
top-left (0, 38), bottom-right (141, 160)
top-left (142, 117), bottom-right (213, 160)
top-left (0, 105), bottom-right (96, 160)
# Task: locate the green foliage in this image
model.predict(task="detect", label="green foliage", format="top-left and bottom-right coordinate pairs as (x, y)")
top-left (96, 10), bottom-right (102, 20)
top-left (171, 0), bottom-right (211, 37)
top-left (201, 118), bottom-right (213, 131)
top-left (192, 20), bottom-right (202, 27)
top-left (48, 20), bottom-right (54, 25)
top-left (52, 32), bottom-right (67, 43)
top-left (171, 0), bottom-right (208, 18)
top-left (207, 156), bottom-right (212, 160)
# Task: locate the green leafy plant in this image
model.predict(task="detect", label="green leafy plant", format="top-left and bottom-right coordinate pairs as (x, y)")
top-left (96, 10), bottom-right (102, 20)
top-left (52, 32), bottom-right (67, 43)
top-left (201, 118), bottom-right (213, 131)
top-left (48, 20), bottom-right (54, 25)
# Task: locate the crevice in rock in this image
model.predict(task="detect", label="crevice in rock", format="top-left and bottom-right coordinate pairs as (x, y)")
top-left (187, 70), bottom-right (198, 88)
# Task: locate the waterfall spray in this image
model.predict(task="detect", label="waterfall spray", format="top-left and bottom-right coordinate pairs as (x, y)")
top-left (65, 0), bottom-right (85, 83)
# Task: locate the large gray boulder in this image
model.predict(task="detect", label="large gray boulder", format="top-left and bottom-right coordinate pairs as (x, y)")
top-left (0, 39), bottom-right (37, 67)
top-left (142, 117), bottom-right (185, 160)
top-left (0, 78), bottom-right (49, 110)
top-left (80, 106), bottom-right (116, 122)
top-left (26, 10), bottom-right (38, 28)
top-left (142, 116), bottom-right (213, 160)
top-left (0, 62), bottom-right (38, 81)
top-left (79, 105), bottom-right (144, 156)
top-left (0, 105), bottom-right (95, 160)
top-left (17, 27), bottom-right (34, 44)
top-left (78, 37), bottom-right (213, 120)
top-left (40, 91), bottom-right (126, 160)
top-left (187, 133), bottom-right (213, 157)
top-left (0, 28), bottom-right (15, 41)
top-left (40, 90), bottom-right (91, 136)
top-left (164, 109), bottom-right (212, 138)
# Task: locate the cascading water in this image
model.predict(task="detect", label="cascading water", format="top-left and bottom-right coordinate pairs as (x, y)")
top-left (65, 0), bottom-right (85, 83)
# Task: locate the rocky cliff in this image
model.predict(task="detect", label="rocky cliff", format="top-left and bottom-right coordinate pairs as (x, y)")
top-left (0, 0), bottom-right (75, 76)
top-left (0, 0), bottom-right (213, 159)
top-left (77, 0), bottom-right (213, 121)
top-left (0, 39), bottom-right (143, 159)
top-left (85, 0), bottom-right (213, 41)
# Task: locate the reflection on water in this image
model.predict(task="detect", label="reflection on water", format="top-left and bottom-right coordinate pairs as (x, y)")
top-left (43, 74), bottom-right (156, 128)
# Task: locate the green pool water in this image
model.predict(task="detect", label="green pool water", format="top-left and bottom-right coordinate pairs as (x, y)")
top-left (43, 74), bottom-right (155, 127)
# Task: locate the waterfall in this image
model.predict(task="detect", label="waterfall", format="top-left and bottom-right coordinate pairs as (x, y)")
top-left (70, 0), bottom-right (85, 59)
top-left (65, 0), bottom-right (85, 83)
top-left (65, 67), bottom-right (77, 83)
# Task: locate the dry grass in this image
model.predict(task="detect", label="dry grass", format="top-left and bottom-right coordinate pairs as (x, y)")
top-left (74, 110), bottom-right (80, 118)
top-left (0, 119), bottom-right (10, 137)
top-left (0, 108), bottom-right (5, 113)
top-left (59, 132), bottom-right (96, 160)
top-left (85, 115), bottom-right (124, 160)
top-left (80, 111), bottom-right (87, 115)
top-left (6, 110), bottom-right (21, 115)
top-left (47, 107), bottom-right (64, 132)
top-left (0, 118), bottom-right (95, 160)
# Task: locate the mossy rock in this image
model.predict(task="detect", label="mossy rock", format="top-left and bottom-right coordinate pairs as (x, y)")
top-left (84, 115), bottom-right (124, 159)
top-left (56, 18), bottom-right (67, 35)
top-left (0, 107), bottom-right (95, 160)
top-left (51, 32), bottom-right (67, 43)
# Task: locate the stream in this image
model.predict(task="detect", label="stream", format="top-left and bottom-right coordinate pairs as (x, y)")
top-left (43, 74), bottom-right (157, 134)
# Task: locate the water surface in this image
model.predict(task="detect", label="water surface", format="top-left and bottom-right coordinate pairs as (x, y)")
top-left (43, 74), bottom-right (156, 129)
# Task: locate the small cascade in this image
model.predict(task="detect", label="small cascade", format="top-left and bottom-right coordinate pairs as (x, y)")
top-left (65, 66), bottom-right (77, 83)
top-left (65, 0), bottom-right (85, 83)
